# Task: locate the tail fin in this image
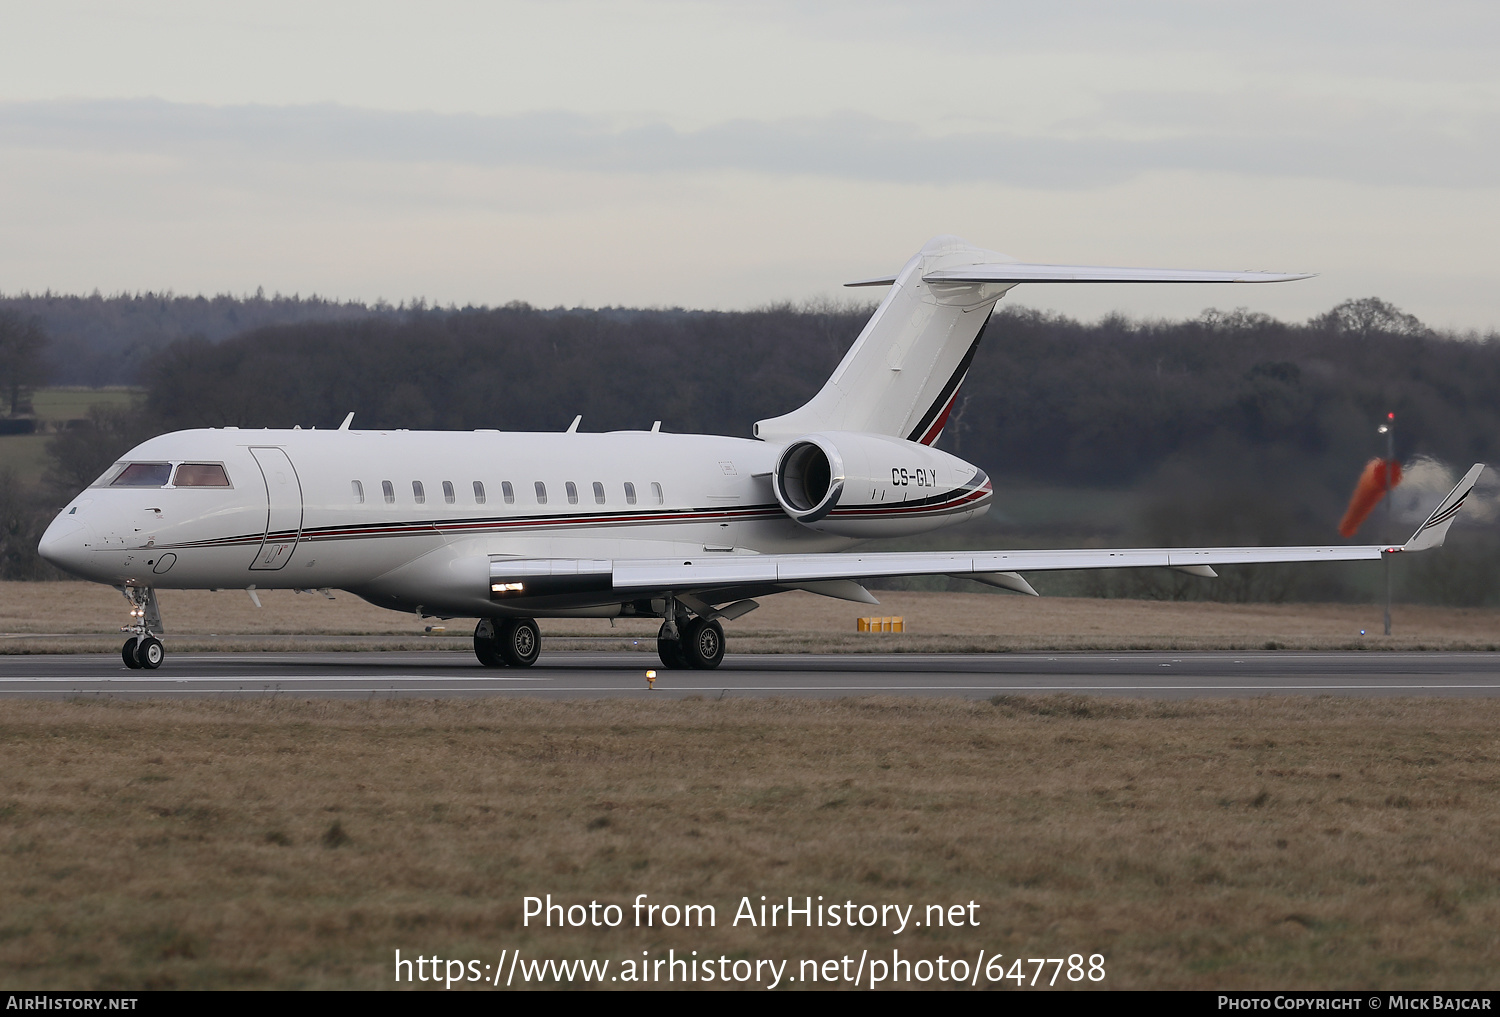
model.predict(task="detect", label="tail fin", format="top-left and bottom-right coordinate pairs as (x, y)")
top-left (754, 235), bottom-right (1313, 444)
top-left (755, 236), bottom-right (1010, 445)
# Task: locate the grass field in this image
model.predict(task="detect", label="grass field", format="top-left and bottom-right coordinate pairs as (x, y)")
top-left (2, 583), bottom-right (1497, 654)
top-left (0, 695), bottom-right (1497, 990)
top-left (0, 388), bottom-right (141, 489)
top-left (28, 388), bottom-right (140, 424)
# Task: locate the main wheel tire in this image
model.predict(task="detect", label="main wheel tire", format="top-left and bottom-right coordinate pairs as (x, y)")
top-left (122, 637), bottom-right (143, 669)
top-left (135, 636), bottom-right (164, 670)
top-left (682, 618), bottom-right (725, 670)
top-left (657, 621), bottom-right (688, 669)
top-left (473, 619), bottom-right (505, 667)
top-left (497, 617), bottom-right (541, 667)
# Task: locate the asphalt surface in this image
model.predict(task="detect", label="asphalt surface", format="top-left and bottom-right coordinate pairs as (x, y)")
top-left (2, 650), bottom-right (1500, 699)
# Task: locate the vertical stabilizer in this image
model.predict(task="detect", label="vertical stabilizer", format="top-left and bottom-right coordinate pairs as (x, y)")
top-left (755, 236), bottom-right (1017, 444)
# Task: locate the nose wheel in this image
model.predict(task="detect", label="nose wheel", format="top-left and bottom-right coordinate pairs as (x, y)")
top-left (119, 588), bottom-right (166, 669)
top-left (122, 635), bottom-right (165, 670)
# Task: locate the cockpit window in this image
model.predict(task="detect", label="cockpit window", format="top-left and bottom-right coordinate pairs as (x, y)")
top-left (109, 463), bottom-right (173, 487)
top-left (173, 463), bottom-right (231, 487)
top-left (90, 463), bottom-right (128, 487)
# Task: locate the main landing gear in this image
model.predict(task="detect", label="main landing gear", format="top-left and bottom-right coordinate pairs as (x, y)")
top-left (120, 587), bottom-right (166, 670)
top-left (656, 608), bottom-right (725, 671)
top-left (471, 607), bottom-right (728, 671)
top-left (473, 617), bottom-right (541, 668)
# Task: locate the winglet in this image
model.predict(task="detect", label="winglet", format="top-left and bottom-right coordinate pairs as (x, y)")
top-left (1402, 464), bottom-right (1486, 551)
top-left (338, 412), bottom-right (354, 430)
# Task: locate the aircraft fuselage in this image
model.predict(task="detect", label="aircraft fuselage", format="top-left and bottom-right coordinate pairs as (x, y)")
top-left (38, 426), bottom-right (992, 618)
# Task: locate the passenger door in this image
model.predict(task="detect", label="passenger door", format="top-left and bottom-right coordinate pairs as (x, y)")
top-left (249, 447), bottom-right (304, 570)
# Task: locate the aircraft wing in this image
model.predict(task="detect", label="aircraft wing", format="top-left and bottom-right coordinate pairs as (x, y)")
top-left (489, 465), bottom-right (1485, 606)
top-left (490, 542), bottom-right (1385, 607)
top-left (608, 543), bottom-right (1384, 595)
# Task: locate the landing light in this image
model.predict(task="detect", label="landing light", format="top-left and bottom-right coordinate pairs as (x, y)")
top-left (491, 582), bottom-right (525, 594)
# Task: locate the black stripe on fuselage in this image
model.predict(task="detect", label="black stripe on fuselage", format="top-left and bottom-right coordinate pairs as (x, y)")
top-left (147, 486), bottom-right (990, 553)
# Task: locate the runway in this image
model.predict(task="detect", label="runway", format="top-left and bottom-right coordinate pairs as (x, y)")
top-left (3, 650), bottom-right (1500, 698)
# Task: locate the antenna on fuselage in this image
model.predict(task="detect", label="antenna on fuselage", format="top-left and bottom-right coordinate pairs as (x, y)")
top-left (566, 415), bottom-right (582, 433)
top-left (338, 412), bottom-right (354, 431)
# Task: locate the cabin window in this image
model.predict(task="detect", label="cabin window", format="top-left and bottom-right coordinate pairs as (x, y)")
top-left (382, 481), bottom-right (395, 504)
top-left (412, 481), bottom-right (426, 504)
top-left (593, 481), bottom-right (605, 505)
top-left (110, 463), bottom-right (172, 487)
top-left (501, 481), bottom-right (514, 504)
top-left (624, 481), bottom-right (637, 505)
top-left (534, 482), bottom-right (548, 505)
top-left (565, 481), bottom-right (578, 505)
top-left (651, 481), bottom-right (663, 505)
top-left (443, 481), bottom-right (455, 504)
top-left (352, 480), bottom-right (365, 503)
top-left (173, 463), bottom-right (231, 487)
top-left (473, 481), bottom-right (487, 505)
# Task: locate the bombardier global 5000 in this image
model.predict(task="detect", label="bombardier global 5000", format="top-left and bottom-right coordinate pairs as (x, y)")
top-left (36, 236), bottom-right (1485, 671)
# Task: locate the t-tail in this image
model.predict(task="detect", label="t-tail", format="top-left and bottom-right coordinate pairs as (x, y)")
top-left (753, 235), bottom-right (1312, 445)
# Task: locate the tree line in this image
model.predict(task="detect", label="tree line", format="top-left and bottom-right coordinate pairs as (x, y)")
top-left (0, 290), bottom-right (404, 388)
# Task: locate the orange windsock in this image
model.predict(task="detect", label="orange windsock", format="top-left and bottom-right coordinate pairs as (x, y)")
top-left (1338, 458), bottom-right (1403, 537)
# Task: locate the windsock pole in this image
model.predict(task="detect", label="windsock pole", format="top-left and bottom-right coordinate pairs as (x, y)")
top-left (1380, 414), bottom-right (1395, 635)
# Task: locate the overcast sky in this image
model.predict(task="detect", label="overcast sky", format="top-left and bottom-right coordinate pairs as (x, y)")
top-left (1, 1), bottom-right (1497, 327)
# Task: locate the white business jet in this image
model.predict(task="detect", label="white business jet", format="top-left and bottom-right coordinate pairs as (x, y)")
top-left (37, 236), bottom-right (1485, 671)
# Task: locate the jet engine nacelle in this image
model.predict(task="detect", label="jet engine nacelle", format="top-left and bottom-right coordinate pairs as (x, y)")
top-left (772, 431), bottom-right (992, 538)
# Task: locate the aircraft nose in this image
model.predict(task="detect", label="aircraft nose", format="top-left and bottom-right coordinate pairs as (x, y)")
top-left (37, 510), bottom-right (95, 577)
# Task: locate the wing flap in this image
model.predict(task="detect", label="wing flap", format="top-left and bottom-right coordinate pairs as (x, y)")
top-left (613, 557), bottom-right (780, 588)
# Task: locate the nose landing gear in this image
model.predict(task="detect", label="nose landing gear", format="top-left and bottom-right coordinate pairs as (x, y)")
top-left (120, 587), bottom-right (165, 670)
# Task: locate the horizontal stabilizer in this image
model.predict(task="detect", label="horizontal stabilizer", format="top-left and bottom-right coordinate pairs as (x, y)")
top-left (1403, 464), bottom-right (1485, 551)
top-left (925, 264), bottom-right (1313, 285)
top-left (847, 265), bottom-right (1311, 287)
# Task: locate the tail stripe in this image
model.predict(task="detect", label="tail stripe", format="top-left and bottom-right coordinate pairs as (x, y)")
top-left (1419, 495), bottom-right (1467, 531)
top-left (905, 315), bottom-right (991, 445)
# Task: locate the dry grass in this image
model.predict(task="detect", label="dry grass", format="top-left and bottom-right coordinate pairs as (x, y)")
top-left (3, 582), bottom-right (1498, 654)
top-left (1, 695), bottom-right (1498, 989)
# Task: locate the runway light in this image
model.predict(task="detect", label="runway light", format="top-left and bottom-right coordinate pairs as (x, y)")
top-left (646, 669), bottom-right (657, 690)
